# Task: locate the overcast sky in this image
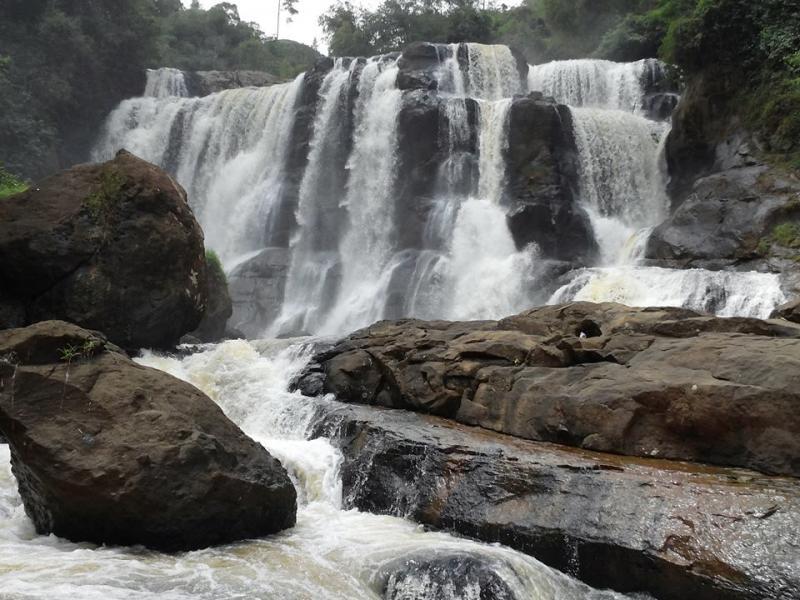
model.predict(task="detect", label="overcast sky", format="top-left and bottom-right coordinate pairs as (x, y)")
top-left (189, 1), bottom-right (522, 54)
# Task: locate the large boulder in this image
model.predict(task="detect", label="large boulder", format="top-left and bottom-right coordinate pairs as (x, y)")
top-left (379, 553), bottom-right (519, 600)
top-left (314, 401), bottom-right (800, 600)
top-left (0, 150), bottom-right (207, 350)
top-left (0, 321), bottom-right (296, 551)
top-left (772, 297), bottom-right (800, 324)
top-left (506, 94), bottom-right (597, 264)
top-left (189, 251), bottom-right (233, 343)
top-left (227, 247), bottom-right (291, 338)
top-left (296, 302), bottom-right (800, 477)
top-left (646, 162), bottom-right (800, 270)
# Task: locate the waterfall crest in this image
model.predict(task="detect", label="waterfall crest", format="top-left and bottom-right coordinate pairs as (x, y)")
top-left (144, 68), bottom-right (189, 98)
top-left (527, 58), bottom-right (662, 112)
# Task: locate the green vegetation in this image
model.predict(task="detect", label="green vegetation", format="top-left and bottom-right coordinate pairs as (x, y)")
top-left (772, 222), bottom-right (800, 249)
top-left (58, 339), bottom-right (102, 364)
top-left (0, 165), bottom-right (27, 199)
top-left (0, 1), bottom-right (319, 181)
top-left (758, 221), bottom-right (800, 256)
top-left (206, 249), bottom-right (227, 284)
top-left (85, 168), bottom-right (126, 223)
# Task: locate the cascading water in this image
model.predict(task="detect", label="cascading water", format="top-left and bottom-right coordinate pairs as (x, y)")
top-left (466, 43), bottom-right (522, 100)
top-left (314, 58), bottom-right (404, 336)
top-left (0, 341), bottom-right (636, 599)
top-left (93, 75), bottom-right (304, 265)
top-left (570, 107), bottom-right (671, 264)
top-left (550, 267), bottom-right (785, 319)
top-left (93, 42), bottom-right (788, 332)
top-left (272, 59), bottom-right (358, 336)
top-left (144, 68), bottom-right (189, 98)
top-left (527, 59), bottom-right (660, 113)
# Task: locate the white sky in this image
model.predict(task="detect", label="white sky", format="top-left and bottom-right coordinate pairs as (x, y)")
top-left (189, 1), bottom-right (523, 54)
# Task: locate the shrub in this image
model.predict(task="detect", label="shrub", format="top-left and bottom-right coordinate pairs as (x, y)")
top-left (0, 165), bottom-right (27, 199)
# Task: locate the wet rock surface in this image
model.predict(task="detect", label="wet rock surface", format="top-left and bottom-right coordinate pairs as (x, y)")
top-left (0, 150), bottom-right (207, 350)
top-left (311, 399), bottom-right (800, 600)
top-left (227, 248), bottom-right (290, 338)
top-left (507, 95), bottom-right (597, 264)
top-left (184, 70), bottom-right (280, 96)
top-left (296, 302), bottom-right (800, 477)
top-left (379, 552), bottom-right (518, 600)
top-left (0, 321), bottom-right (296, 551)
top-left (646, 162), bottom-right (800, 273)
top-left (189, 253), bottom-right (233, 343)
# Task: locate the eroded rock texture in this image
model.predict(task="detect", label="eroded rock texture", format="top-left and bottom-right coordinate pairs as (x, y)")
top-left (296, 302), bottom-right (800, 477)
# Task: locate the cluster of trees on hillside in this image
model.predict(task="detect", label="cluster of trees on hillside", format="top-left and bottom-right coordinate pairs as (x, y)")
top-left (0, 0), bottom-right (318, 180)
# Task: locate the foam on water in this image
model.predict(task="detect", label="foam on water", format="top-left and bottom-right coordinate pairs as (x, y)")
top-left (549, 267), bottom-right (786, 319)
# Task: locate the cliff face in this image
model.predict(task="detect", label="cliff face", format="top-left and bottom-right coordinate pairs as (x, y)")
top-left (647, 75), bottom-right (800, 298)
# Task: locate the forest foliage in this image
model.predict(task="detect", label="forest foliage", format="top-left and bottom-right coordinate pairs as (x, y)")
top-left (0, 0), bottom-right (319, 180)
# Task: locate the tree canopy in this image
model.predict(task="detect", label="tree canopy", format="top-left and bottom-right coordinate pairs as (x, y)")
top-left (0, 0), bottom-right (320, 180)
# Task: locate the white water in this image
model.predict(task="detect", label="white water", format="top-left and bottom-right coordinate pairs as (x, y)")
top-left (570, 107), bottom-right (671, 264)
top-left (550, 267), bottom-right (786, 319)
top-left (316, 58), bottom-right (403, 336)
top-left (0, 341), bottom-right (633, 599)
top-left (528, 59), bottom-right (660, 113)
top-left (466, 43), bottom-right (522, 100)
top-left (272, 59), bottom-right (356, 335)
top-left (144, 68), bottom-right (189, 99)
top-left (93, 75), bottom-right (304, 265)
top-left (93, 45), bottom-right (787, 335)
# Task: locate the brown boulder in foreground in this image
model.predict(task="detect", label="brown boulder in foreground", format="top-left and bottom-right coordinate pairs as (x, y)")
top-left (0, 150), bottom-right (207, 349)
top-left (296, 302), bottom-right (800, 477)
top-left (0, 321), bottom-right (296, 551)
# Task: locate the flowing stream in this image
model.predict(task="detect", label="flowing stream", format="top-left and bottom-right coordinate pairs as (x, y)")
top-left (0, 341), bottom-right (637, 600)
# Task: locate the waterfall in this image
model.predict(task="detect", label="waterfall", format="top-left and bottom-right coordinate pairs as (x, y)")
top-left (476, 99), bottom-right (512, 201)
top-left (435, 43), bottom-right (467, 96)
top-left (272, 60), bottom-right (357, 336)
top-left (570, 107), bottom-right (671, 264)
top-left (316, 58), bottom-right (403, 336)
top-left (466, 43), bottom-right (522, 100)
top-left (93, 75), bottom-right (304, 264)
top-left (550, 267), bottom-right (786, 319)
top-left (144, 68), bottom-right (189, 98)
top-left (92, 44), bottom-right (787, 334)
top-left (527, 59), bottom-right (661, 113)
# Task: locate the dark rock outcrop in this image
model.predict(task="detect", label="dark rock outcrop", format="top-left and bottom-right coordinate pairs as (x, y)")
top-left (772, 298), bottom-right (800, 324)
top-left (646, 161), bottom-right (800, 272)
top-left (228, 248), bottom-right (290, 338)
top-left (184, 70), bottom-right (280, 97)
top-left (296, 302), bottom-right (800, 477)
top-left (190, 253), bottom-right (233, 343)
top-left (0, 321), bottom-right (296, 551)
top-left (0, 150), bottom-right (207, 349)
top-left (379, 553), bottom-right (518, 600)
top-left (312, 400), bottom-right (800, 600)
top-left (506, 94), bottom-right (597, 264)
